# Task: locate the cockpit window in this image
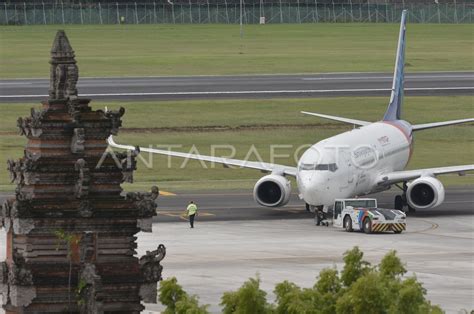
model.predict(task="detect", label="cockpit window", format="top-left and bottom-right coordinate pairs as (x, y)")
top-left (299, 163), bottom-right (316, 171)
top-left (299, 163), bottom-right (338, 172)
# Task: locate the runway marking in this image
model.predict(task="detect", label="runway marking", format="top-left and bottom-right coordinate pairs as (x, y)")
top-left (1, 86), bottom-right (473, 98)
top-left (158, 211), bottom-right (215, 218)
top-left (2, 74), bottom-right (471, 85)
top-left (270, 207), bottom-right (305, 213)
top-left (4, 70), bottom-right (473, 80)
top-left (302, 75), bottom-right (474, 81)
top-left (160, 205), bottom-right (306, 210)
top-left (0, 82), bottom-right (33, 85)
top-left (159, 190), bottom-right (176, 196)
top-left (407, 219), bottom-right (439, 234)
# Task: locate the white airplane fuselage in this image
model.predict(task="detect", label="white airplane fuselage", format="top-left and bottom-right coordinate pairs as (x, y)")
top-left (297, 120), bottom-right (413, 206)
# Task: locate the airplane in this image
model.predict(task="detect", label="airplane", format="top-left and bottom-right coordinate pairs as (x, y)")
top-left (108, 10), bottom-right (474, 213)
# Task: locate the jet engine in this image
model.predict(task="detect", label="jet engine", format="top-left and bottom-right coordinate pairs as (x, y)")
top-left (407, 176), bottom-right (445, 210)
top-left (253, 174), bottom-right (291, 207)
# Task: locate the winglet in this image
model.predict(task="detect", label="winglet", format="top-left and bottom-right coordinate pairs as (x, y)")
top-left (383, 10), bottom-right (408, 121)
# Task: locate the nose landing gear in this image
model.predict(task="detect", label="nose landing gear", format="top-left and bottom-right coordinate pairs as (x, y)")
top-left (314, 206), bottom-right (329, 226)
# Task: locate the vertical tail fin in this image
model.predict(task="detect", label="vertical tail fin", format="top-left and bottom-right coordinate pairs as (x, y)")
top-left (383, 10), bottom-right (408, 121)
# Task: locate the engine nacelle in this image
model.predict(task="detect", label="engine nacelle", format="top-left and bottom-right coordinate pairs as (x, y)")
top-left (407, 176), bottom-right (445, 210)
top-left (253, 174), bottom-right (291, 207)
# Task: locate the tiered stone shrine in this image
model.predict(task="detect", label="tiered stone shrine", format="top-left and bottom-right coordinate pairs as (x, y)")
top-left (0, 30), bottom-right (165, 313)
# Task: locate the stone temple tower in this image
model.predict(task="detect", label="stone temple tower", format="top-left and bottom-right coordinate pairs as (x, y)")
top-left (0, 30), bottom-right (165, 313)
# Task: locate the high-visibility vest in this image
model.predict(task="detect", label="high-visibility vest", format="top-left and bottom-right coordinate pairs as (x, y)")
top-left (187, 204), bottom-right (198, 215)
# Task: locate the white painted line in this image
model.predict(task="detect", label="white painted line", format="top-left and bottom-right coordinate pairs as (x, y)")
top-left (2, 70), bottom-right (473, 80)
top-left (1, 86), bottom-right (473, 98)
top-left (302, 75), bottom-right (474, 81)
top-left (0, 82), bottom-right (33, 85)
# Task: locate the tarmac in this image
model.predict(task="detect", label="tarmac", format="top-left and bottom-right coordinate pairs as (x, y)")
top-left (1, 71), bottom-right (473, 102)
top-left (140, 186), bottom-right (472, 313)
top-left (138, 213), bottom-right (473, 313)
top-left (0, 187), bottom-right (472, 313)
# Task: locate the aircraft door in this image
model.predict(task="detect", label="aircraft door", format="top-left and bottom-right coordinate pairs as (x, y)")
top-left (340, 151), bottom-right (354, 190)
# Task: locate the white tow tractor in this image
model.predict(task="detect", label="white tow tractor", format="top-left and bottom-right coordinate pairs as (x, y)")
top-left (332, 198), bottom-right (406, 234)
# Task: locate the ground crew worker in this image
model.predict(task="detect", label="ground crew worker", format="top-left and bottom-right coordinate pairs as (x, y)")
top-left (186, 201), bottom-right (198, 228)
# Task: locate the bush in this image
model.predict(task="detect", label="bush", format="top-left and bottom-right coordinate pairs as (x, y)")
top-left (220, 276), bottom-right (273, 314)
top-left (158, 248), bottom-right (444, 314)
top-left (158, 277), bottom-right (209, 314)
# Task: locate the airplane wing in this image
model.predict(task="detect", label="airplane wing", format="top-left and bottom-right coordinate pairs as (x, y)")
top-left (376, 165), bottom-right (474, 186)
top-left (107, 136), bottom-right (298, 177)
top-left (300, 111), bottom-right (370, 127)
top-left (412, 118), bottom-right (474, 131)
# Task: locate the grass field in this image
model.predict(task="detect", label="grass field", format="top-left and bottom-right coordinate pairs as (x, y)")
top-left (1, 24), bottom-right (473, 78)
top-left (1, 96), bottom-right (472, 192)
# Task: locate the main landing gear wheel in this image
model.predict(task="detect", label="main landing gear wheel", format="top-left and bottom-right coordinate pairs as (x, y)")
top-left (394, 195), bottom-right (404, 211)
top-left (395, 182), bottom-right (412, 213)
top-left (344, 216), bottom-right (353, 232)
top-left (305, 203), bottom-right (310, 212)
top-left (363, 218), bottom-right (372, 234)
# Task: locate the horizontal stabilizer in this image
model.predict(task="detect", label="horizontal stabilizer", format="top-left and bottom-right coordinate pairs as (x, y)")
top-left (412, 118), bottom-right (474, 131)
top-left (301, 111), bottom-right (370, 127)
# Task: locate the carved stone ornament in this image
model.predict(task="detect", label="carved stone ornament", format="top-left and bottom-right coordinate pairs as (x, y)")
top-left (0, 262), bottom-right (7, 285)
top-left (15, 186), bottom-right (31, 202)
top-left (49, 30), bottom-right (79, 100)
top-left (78, 200), bottom-right (93, 218)
top-left (16, 109), bottom-right (45, 138)
top-left (126, 186), bottom-right (159, 218)
top-left (122, 170), bottom-right (134, 183)
top-left (79, 232), bottom-right (96, 263)
top-left (78, 263), bottom-right (104, 314)
top-left (104, 107), bottom-right (125, 135)
top-left (7, 160), bottom-right (22, 184)
top-left (2, 200), bottom-right (33, 220)
top-left (74, 159), bottom-right (90, 198)
top-left (71, 128), bottom-right (85, 153)
top-left (8, 263), bottom-right (33, 286)
top-left (139, 244), bottom-right (166, 284)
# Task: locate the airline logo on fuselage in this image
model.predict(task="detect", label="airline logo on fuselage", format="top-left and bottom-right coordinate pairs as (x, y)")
top-left (377, 136), bottom-right (390, 146)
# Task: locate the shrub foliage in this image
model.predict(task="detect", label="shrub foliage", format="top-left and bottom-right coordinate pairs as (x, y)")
top-left (158, 247), bottom-right (443, 314)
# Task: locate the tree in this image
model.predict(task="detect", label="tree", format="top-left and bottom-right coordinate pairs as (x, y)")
top-left (314, 268), bottom-right (342, 314)
top-left (220, 276), bottom-right (272, 314)
top-left (274, 280), bottom-right (301, 314)
top-left (340, 246), bottom-right (371, 287)
top-left (176, 294), bottom-right (210, 314)
top-left (159, 277), bottom-right (209, 314)
top-left (157, 248), bottom-right (444, 314)
top-left (379, 250), bottom-right (406, 279)
top-left (336, 271), bottom-right (390, 314)
top-left (274, 281), bottom-right (321, 314)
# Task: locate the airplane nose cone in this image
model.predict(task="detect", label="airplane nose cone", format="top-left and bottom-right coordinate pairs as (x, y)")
top-left (298, 172), bottom-right (322, 205)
